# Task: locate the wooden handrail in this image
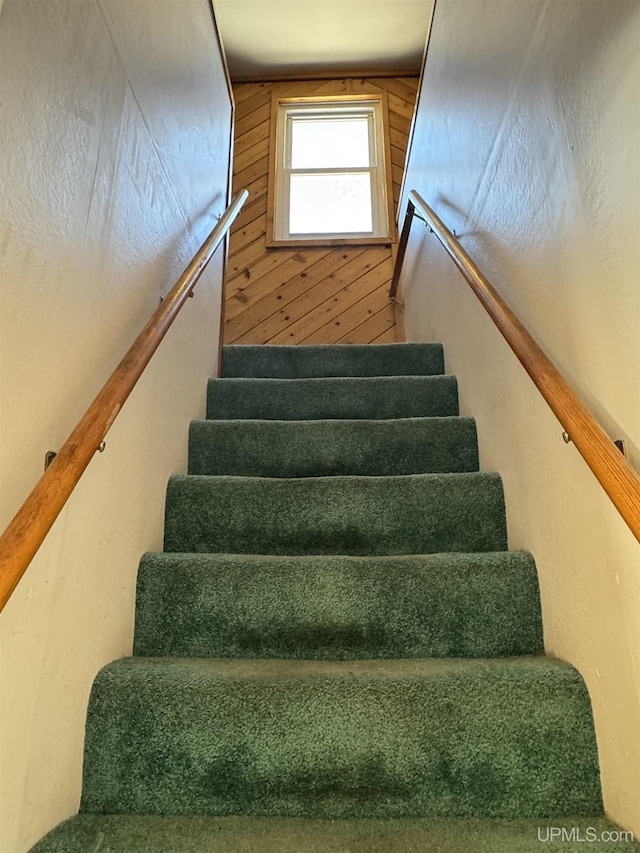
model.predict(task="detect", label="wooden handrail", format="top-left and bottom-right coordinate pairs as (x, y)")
top-left (0, 189), bottom-right (249, 613)
top-left (391, 189), bottom-right (640, 543)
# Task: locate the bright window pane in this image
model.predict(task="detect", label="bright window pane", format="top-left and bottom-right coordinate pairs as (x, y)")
top-left (289, 173), bottom-right (372, 234)
top-left (290, 117), bottom-right (370, 169)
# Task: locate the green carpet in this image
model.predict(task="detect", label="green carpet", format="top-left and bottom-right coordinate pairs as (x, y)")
top-left (29, 342), bottom-right (627, 851)
top-left (80, 657), bottom-right (600, 818)
top-left (30, 815), bottom-right (638, 853)
top-left (221, 342), bottom-right (445, 377)
top-left (164, 472), bottom-right (508, 555)
top-left (188, 416), bottom-right (479, 476)
top-left (134, 552), bottom-right (542, 659)
top-left (206, 375), bottom-right (459, 420)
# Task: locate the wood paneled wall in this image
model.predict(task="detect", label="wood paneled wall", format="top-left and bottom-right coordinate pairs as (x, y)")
top-left (225, 77), bottom-right (418, 345)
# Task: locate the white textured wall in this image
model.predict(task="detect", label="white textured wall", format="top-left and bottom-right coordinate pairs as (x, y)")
top-left (0, 1), bottom-right (232, 850)
top-left (400, 0), bottom-right (640, 834)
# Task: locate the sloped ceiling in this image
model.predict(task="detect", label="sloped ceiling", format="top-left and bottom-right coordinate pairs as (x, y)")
top-left (213, 0), bottom-right (435, 78)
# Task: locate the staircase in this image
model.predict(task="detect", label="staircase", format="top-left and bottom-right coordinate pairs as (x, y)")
top-left (32, 343), bottom-right (636, 852)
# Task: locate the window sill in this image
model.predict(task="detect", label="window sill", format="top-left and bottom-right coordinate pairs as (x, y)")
top-left (266, 235), bottom-right (394, 249)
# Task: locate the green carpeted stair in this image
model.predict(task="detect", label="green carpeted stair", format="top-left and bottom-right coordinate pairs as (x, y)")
top-left (220, 342), bottom-right (445, 377)
top-left (188, 415), bottom-right (480, 476)
top-left (31, 342), bottom-right (637, 852)
top-left (163, 472), bottom-right (507, 555)
top-left (79, 656), bottom-right (598, 819)
top-left (206, 375), bottom-right (459, 420)
top-left (134, 552), bottom-right (542, 659)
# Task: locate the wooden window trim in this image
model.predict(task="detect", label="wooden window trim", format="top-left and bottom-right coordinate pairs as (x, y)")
top-left (266, 93), bottom-right (397, 248)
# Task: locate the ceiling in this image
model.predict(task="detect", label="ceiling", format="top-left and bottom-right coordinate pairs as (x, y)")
top-left (212, 0), bottom-right (435, 79)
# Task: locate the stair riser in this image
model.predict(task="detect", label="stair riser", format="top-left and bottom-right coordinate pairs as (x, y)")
top-left (134, 553), bottom-right (543, 659)
top-left (80, 658), bottom-right (602, 820)
top-left (206, 376), bottom-right (459, 420)
top-left (164, 473), bottom-right (508, 556)
top-left (222, 343), bottom-right (445, 378)
top-left (188, 418), bottom-right (479, 477)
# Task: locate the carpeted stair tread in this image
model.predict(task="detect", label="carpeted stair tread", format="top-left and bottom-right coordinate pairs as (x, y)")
top-left (206, 375), bottom-right (458, 420)
top-left (79, 656), bottom-right (601, 819)
top-left (29, 814), bottom-right (639, 853)
top-left (134, 552), bottom-right (542, 659)
top-left (188, 416), bottom-right (479, 477)
top-left (164, 472), bottom-right (507, 556)
top-left (222, 342), bottom-right (445, 378)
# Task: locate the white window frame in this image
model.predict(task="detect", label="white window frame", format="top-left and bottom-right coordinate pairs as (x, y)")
top-left (267, 95), bottom-right (394, 247)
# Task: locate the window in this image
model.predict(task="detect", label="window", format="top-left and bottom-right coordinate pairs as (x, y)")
top-left (268, 95), bottom-right (394, 246)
